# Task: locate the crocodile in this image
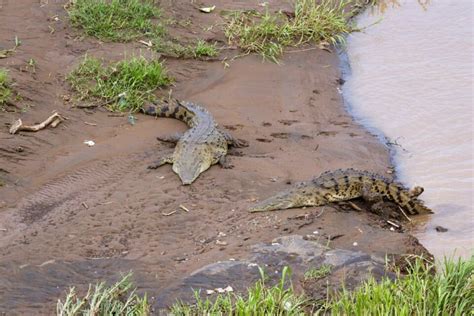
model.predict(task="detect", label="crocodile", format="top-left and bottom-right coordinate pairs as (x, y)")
top-left (144, 99), bottom-right (247, 185)
top-left (249, 168), bottom-right (433, 215)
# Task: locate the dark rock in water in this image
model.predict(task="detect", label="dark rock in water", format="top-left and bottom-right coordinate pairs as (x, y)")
top-left (435, 226), bottom-right (448, 232)
top-left (155, 235), bottom-right (395, 309)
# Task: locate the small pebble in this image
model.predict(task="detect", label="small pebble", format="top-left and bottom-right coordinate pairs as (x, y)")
top-left (216, 240), bottom-right (227, 246)
top-left (313, 230), bottom-right (319, 235)
top-left (435, 226), bottom-right (448, 232)
top-left (353, 242), bottom-right (358, 246)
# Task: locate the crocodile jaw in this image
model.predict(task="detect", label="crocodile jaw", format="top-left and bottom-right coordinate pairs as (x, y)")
top-left (249, 192), bottom-right (300, 212)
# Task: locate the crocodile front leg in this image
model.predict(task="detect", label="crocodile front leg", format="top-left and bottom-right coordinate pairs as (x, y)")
top-left (156, 133), bottom-right (183, 144)
top-left (220, 130), bottom-right (248, 148)
top-left (218, 155), bottom-right (234, 169)
top-left (148, 156), bottom-right (174, 169)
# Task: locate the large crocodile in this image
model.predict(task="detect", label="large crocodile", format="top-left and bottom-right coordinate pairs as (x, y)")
top-left (144, 99), bottom-right (247, 185)
top-left (249, 168), bottom-right (433, 215)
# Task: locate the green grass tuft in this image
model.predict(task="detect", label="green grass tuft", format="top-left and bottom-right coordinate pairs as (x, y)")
top-left (68, 55), bottom-right (171, 112)
top-left (67, 0), bottom-right (164, 42)
top-left (304, 264), bottom-right (333, 281)
top-left (319, 256), bottom-right (474, 315)
top-left (170, 266), bottom-right (308, 315)
top-left (224, 0), bottom-right (354, 62)
top-left (56, 273), bottom-right (149, 316)
top-left (153, 39), bottom-right (218, 59)
top-left (192, 40), bottom-right (219, 58)
top-left (0, 68), bottom-right (12, 108)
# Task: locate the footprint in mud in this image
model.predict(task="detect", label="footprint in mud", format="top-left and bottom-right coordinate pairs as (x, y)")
top-left (278, 119), bottom-right (299, 126)
top-left (223, 124), bottom-right (244, 131)
top-left (317, 131), bottom-right (338, 137)
top-left (256, 138), bottom-right (272, 143)
top-left (262, 122), bottom-right (272, 127)
top-left (271, 132), bottom-right (313, 140)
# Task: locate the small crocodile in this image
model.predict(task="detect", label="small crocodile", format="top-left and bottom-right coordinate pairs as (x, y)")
top-left (144, 99), bottom-right (247, 185)
top-left (250, 168), bottom-right (432, 215)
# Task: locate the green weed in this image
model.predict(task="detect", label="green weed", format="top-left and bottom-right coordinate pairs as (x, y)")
top-left (56, 273), bottom-right (149, 316)
top-left (0, 68), bottom-right (12, 108)
top-left (68, 55), bottom-right (171, 112)
top-left (153, 39), bottom-right (218, 59)
top-left (224, 0), bottom-right (354, 62)
top-left (67, 0), bottom-right (164, 42)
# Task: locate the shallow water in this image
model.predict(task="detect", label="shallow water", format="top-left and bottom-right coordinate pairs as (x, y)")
top-left (343, 0), bottom-right (473, 258)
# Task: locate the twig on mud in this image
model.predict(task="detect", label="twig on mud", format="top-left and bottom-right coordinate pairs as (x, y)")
top-left (348, 201), bottom-right (364, 212)
top-left (99, 201), bottom-right (113, 205)
top-left (387, 220), bottom-right (401, 229)
top-left (84, 121), bottom-right (97, 126)
top-left (162, 210), bottom-right (177, 216)
top-left (81, 202), bottom-right (89, 209)
top-left (9, 112), bottom-right (64, 134)
top-left (398, 206), bottom-right (412, 222)
top-left (315, 207), bottom-right (325, 218)
top-left (179, 204), bottom-right (190, 213)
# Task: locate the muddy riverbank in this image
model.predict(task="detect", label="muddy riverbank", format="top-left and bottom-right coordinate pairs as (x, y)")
top-left (0, 1), bottom-right (430, 313)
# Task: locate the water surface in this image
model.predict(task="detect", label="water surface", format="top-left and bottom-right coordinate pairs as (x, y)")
top-left (343, 0), bottom-right (473, 258)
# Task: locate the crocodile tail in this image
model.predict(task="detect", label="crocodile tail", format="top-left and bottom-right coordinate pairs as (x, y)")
top-left (143, 100), bottom-right (194, 126)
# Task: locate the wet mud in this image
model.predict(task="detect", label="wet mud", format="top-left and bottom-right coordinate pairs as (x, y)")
top-left (0, 0), bottom-right (430, 313)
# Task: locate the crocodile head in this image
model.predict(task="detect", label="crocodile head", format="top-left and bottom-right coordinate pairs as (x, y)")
top-left (249, 182), bottom-right (311, 212)
top-left (172, 145), bottom-right (214, 185)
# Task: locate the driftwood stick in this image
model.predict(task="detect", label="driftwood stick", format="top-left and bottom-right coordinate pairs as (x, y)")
top-left (9, 112), bottom-right (64, 134)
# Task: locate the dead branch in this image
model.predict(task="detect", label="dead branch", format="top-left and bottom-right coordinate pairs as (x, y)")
top-left (9, 112), bottom-right (64, 134)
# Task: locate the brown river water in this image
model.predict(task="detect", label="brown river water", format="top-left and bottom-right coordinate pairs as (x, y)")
top-left (342, 0), bottom-right (473, 259)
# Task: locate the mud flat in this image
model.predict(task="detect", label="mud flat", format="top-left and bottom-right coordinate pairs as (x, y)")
top-left (0, 1), bottom-right (430, 313)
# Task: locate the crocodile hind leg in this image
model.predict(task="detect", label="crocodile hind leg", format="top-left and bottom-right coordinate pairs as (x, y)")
top-left (148, 156), bottom-right (173, 169)
top-left (221, 130), bottom-right (248, 148)
top-left (361, 184), bottom-right (384, 203)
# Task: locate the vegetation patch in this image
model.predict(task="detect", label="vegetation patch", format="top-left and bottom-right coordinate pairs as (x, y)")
top-left (56, 273), bottom-right (149, 316)
top-left (170, 267), bottom-right (308, 315)
top-left (320, 257), bottom-right (474, 315)
top-left (0, 68), bottom-right (12, 108)
top-left (67, 0), bottom-right (219, 60)
top-left (67, 0), bottom-right (163, 42)
top-left (223, 0), bottom-right (354, 62)
top-left (304, 264), bottom-right (332, 281)
top-left (154, 39), bottom-right (219, 59)
top-left (68, 55), bottom-right (171, 112)
top-left (55, 257), bottom-right (473, 315)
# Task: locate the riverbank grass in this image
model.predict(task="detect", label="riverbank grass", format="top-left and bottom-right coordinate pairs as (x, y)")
top-left (67, 56), bottom-right (171, 112)
top-left (224, 0), bottom-right (354, 62)
top-left (57, 273), bottom-right (149, 316)
top-left (55, 257), bottom-right (473, 315)
top-left (170, 267), bottom-right (307, 315)
top-left (67, 0), bottom-right (163, 42)
top-left (153, 39), bottom-right (219, 59)
top-left (0, 69), bottom-right (12, 108)
top-left (67, 0), bottom-right (218, 60)
top-left (320, 256), bottom-right (474, 315)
